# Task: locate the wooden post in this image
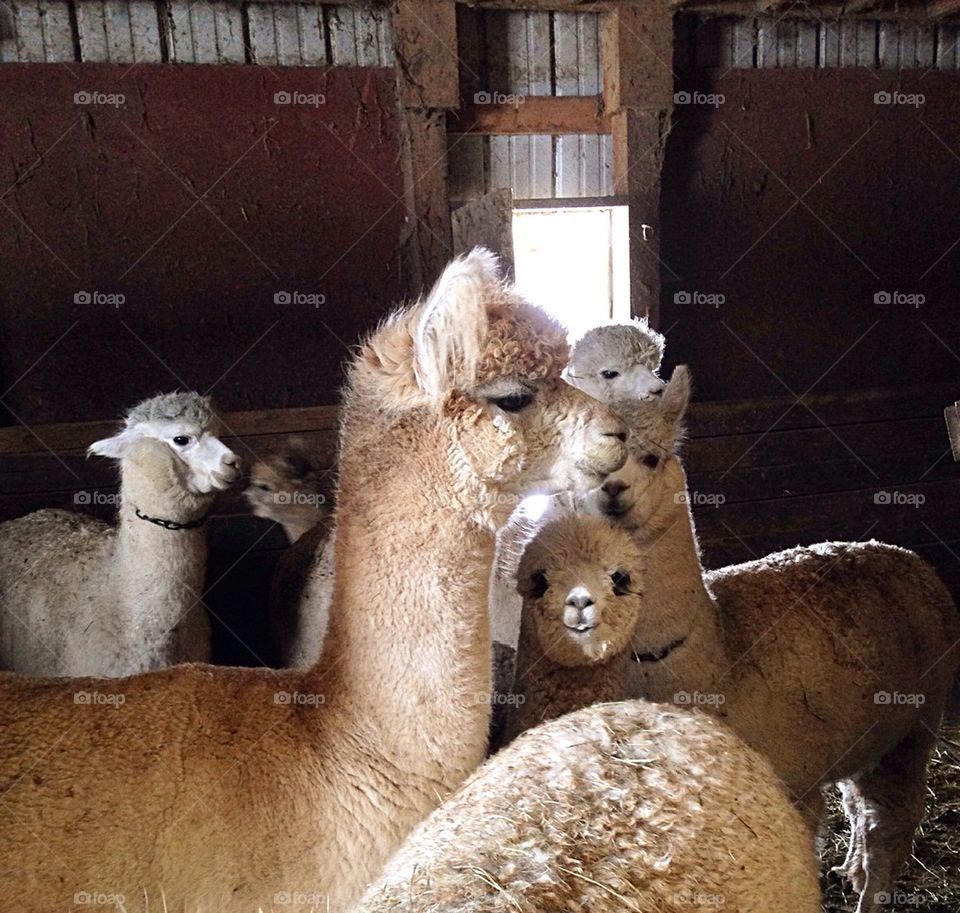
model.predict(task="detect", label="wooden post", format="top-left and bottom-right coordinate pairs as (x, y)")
top-left (391, 0), bottom-right (459, 292)
top-left (601, 1), bottom-right (674, 327)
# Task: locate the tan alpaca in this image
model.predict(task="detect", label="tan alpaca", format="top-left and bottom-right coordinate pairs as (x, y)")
top-left (495, 514), bottom-right (644, 749)
top-left (353, 701), bottom-right (821, 913)
top-left (0, 250), bottom-right (627, 913)
top-left (0, 392), bottom-right (240, 676)
top-left (569, 364), bottom-right (960, 913)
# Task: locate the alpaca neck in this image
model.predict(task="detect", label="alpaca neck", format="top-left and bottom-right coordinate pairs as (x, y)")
top-left (626, 461), bottom-right (727, 699)
top-left (309, 414), bottom-right (494, 789)
top-left (506, 611), bottom-right (631, 743)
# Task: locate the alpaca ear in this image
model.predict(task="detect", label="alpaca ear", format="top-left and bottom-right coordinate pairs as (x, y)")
top-left (88, 430), bottom-right (132, 460)
top-left (414, 248), bottom-right (496, 401)
top-left (661, 365), bottom-right (692, 426)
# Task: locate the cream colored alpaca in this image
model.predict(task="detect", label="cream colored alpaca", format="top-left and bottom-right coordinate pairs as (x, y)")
top-left (0, 250), bottom-right (627, 913)
top-left (354, 701), bottom-right (821, 913)
top-left (495, 515), bottom-right (644, 749)
top-left (570, 365), bottom-right (960, 913)
top-left (0, 392), bottom-right (240, 677)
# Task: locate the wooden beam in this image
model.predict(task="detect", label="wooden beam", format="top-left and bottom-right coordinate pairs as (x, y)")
top-left (602, 2), bottom-right (673, 328)
top-left (448, 96), bottom-right (610, 135)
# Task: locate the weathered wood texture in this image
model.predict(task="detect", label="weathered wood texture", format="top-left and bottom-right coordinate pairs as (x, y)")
top-left (0, 0), bottom-right (394, 65)
top-left (448, 6), bottom-right (614, 201)
top-left (0, 64), bottom-right (406, 424)
top-left (450, 188), bottom-right (515, 272)
top-left (679, 13), bottom-right (960, 67)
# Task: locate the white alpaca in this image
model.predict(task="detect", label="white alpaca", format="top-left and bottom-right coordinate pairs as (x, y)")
top-left (569, 365), bottom-right (960, 913)
top-left (354, 701), bottom-right (821, 913)
top-left (492, 514), bottom-right (644, 750)
top-left (0, 391), bottom-right (240, 677)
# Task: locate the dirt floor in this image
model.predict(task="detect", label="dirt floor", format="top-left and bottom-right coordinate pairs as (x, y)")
top-left (820, 723), bottom-right (960, 912)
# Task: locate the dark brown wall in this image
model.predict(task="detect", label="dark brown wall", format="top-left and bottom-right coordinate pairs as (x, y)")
top-left (0, 63), bottom-right (408, 424)
top-left (661, 68), bottom-right (960, 402)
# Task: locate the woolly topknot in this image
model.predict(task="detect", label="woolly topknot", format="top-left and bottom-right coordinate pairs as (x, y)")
top-left (124, 392), bottom-right (217, 429)
top-left (569, 319), bottom-right (665, 375)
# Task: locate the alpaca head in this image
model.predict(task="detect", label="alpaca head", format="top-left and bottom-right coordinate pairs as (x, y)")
top-left (244, 439), bottom-right (331, 534)
top-left (577, 366), bottom-right (693, 527)
top-left (517, 515), bottom-right (643, 667)
top-left (89, 392), bottom-right (241, 497)
top-left (354, 249), bottom-right (628, 519)
top-left (564, 319), bottom-right (666, 403)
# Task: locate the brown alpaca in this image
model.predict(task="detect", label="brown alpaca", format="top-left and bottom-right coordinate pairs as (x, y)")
top-left (497, 514), bottom-right (645, 749)
top-left (0, 250), bottom-right (627, 913)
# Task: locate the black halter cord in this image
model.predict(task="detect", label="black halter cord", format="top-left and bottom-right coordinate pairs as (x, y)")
top-left (134, 507), bottom-right (208, 531)
top-left (632, 635), bottom-right (687, 664)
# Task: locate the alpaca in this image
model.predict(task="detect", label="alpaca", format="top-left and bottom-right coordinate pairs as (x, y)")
top-left (0, 391), bottom-right (240, 677)
top-left (244, 438), bottom-right (332, 543)
top-left (562, 317), bottom-right (666, 401)
top-left (487, 318), bottom-right (667, 691)
top-left (0, 249), bottom-right (628, 913)
top-left (494, 514), bottom-right (645, 750)
top-left (244, 439), bottom-right (335, 666)
top-left (570, 365), bottom-right (960, 913)
top-left (353, 701), bottom-right (822, 913)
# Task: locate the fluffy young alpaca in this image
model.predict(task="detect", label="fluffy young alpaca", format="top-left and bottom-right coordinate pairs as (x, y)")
top-left (244, 439), bottom-right (332, 543)
top-left (244, 439), bottom-right (335, 666)
top-left (495, 515), bottom-right (645, 749)
top-left (571, 365), bottom-right (960, 913)
top-left (0, 250), bottom-right (628, 913)
top-left (0, 392), bottom-right (239, 676)
top-left (353, 701), bottom-right (822, 913)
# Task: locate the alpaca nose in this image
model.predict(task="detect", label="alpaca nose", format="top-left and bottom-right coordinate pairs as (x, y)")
top-left (566, 589), bottom-right (595, 612)
top-left (602, 479), bottom-right (630, 499)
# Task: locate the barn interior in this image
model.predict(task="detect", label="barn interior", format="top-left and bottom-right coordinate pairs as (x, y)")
top-left (0, 0), bottom-right (959, 910)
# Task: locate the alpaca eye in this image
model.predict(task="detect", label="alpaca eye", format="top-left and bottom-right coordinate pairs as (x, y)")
top-left (530, 571), bottom-right (548, 599)
top-left (172, 436), bottom-right (191, 447)
top-left (490, 392), bottom-right (533, 413)
top-left (611, 571), bottom-right (631, 596)
top-left (256, 483), bottom-right (272, 492)
top-left (600, 370), bottom-right (620, 380)
top-left (642, 453), bottom-right (660, 469)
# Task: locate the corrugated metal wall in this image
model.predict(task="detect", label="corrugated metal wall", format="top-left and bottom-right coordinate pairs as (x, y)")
top-left (449, 8), bottom-right (613, 202)
top-left (0, 0), bottom-right (393, 66)
top-left (677, 15), bottom-right (959, 69)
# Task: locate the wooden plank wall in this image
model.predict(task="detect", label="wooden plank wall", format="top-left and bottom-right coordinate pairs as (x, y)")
top-left (677, 14), bottom-right (959, 68)
top-left (4, 383), bottom-right (958, 664)
top-left (0, 0), bottom-right (394, 66)
top-left (448, 7), bottom-right (613, 201)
